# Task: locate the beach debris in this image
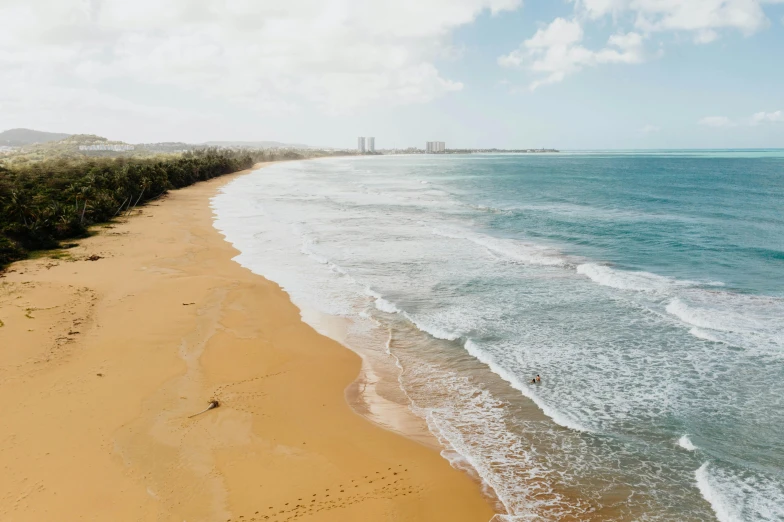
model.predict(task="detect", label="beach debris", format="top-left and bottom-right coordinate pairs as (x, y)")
top-left (86, 254), bottom-right (102, 261)
top-left (96, 373), bottom-right (103, 377)
top-left (188, 400), bottom-right (220, 418)
top-left (182, 302), bottom-right (195, 306)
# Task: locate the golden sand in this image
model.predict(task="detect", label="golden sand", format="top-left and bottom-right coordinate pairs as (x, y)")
top-left (0, 164), bottom-right (497, 522)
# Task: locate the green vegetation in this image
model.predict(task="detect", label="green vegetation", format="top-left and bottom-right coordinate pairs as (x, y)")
top-left (0, 147), bottom-right (344, 268)
top-left (4, 134), bottom-right (162, 164)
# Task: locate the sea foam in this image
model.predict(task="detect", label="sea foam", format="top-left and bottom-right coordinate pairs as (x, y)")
top-left (666, 294), bottom-right (784, 354)
top-left (695, 462), bottom-right (784, 522)
top-left (576, 263), bottom-right (691, 292)
top-left (463, 339), bottom-right (589, 433)
top-left (678, 435), bottom-right (698, 451)
top-left (433, 227), bottom-right (566, 267)
top-left (695, 463), bottom-right (742, 522)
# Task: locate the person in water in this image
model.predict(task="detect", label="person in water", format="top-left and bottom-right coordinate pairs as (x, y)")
top-left (536, 374), bottom-right (541, 383)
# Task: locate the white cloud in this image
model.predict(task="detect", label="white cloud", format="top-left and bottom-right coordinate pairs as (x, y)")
top-left (698, 110), bottom-right (784, 128)
top-left (640, 124), bottom-right (661, 133)
top-left (694, 29), bottom-right (720, 44)
top-left (501, 0), bottom-right (781, 90)
top-left (0, 0), bottom-right (521, 129)
top-left (750, 110), bottom-right (784, 124)
top-left (575, 0), bottom-right (775, 36)
top-left (699, 116), bottom-right (736, 127)
top-left (498, 18), bottom-right (644, 90)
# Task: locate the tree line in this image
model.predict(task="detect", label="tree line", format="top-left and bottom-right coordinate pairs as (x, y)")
top-left (0, 148), bottom-right (326, 267)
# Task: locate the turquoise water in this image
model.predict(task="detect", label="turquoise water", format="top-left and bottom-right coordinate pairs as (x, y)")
top-left (213, 152), bottom-right (784, 521)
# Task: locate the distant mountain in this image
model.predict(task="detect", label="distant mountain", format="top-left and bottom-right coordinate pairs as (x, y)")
top-left (0, 128), bottom-right (72, 146)
top-left (203, 140), bottom-right (315, 149)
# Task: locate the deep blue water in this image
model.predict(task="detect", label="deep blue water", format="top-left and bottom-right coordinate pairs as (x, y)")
top-left (214, 152), bottom-right (784, 521)
top-left (458, 154), bottom-right (784, 295)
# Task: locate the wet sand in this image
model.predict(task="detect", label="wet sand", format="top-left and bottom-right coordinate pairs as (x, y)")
top-left (0, 163), bottom-right (497, 521)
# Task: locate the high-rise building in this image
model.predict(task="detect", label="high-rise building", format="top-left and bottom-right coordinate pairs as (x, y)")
top-left (357, 137), bottom-right (366, 153)
top-left (426, 141), bottom-right (445, 153)
top-left (367, 137), bottom-right (375, 153)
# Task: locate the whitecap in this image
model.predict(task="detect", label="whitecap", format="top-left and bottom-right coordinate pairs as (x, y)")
top-left (666, 294), bottom-right (784, 353)
top-left (576, 263), bottom-right (694, 292)
top-left (695, 463), bottom-right (741, 522)
top-left (464, 339), bottom-right (589, 433)
top-left (375, 297), bottom-right (401, 314)
top-left (404, 312), bottom-right (461, 341)
top-left (695, 462), bottom-right (784, 522)
top-left (433, 227), bottom-right (566, 267)
top-left (678, 434), bottom-right (698, 451)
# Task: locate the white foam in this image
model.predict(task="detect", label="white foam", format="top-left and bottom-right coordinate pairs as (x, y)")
top-left (364, 289), bottom-right (402, 315)
top-left (300, 236), bottom-right (328, 264)
top-left (375, 297), bottom-right (401, 314)
top-left (433, 227), bottom-right (567, 267)
top-left (407, 364), bottom-right (577, 520)
top-left (666, 294), bottom-right (784, 353)
top-left (576, 263), bottom-right (692, 292)
top-left (464, 339), bottom-right (589, 432)
top-left (678, 434), bottom-right (698, 451)
top-left (695, 463), bottom-right (742, 522)
top-left (695, 462), bottom-right (784, 522)
top-left (667, 298), bottom-right (720, 331)
top-left (689, 327), bottom-right (724, 344)
top-left (404, 312), bottom-right (461, 341)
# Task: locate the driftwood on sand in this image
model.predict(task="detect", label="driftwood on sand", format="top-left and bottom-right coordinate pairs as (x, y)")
top-left (188, 400), bottom-right (220, 418)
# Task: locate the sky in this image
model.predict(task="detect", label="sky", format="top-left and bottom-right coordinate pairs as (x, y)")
top-left (0, 0), bottom-right (783, 149)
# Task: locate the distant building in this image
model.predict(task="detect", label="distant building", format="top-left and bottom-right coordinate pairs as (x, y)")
top-left (367, 137), bottom-right (375, 153)
top-left (425, 141), bottom-right (445, 153)
top-left (357, 137), bottom-right (366, 153)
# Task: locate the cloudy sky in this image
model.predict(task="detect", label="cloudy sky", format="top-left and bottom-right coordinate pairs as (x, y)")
top-left (1, 0), bottom-right (783, 149)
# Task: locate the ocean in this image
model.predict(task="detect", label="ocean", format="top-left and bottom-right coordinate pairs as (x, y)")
top-left (212, 152), bottom-right (784, 521)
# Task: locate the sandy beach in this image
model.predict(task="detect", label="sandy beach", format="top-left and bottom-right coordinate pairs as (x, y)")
top-left (0, 163), bottom-right (496, 522)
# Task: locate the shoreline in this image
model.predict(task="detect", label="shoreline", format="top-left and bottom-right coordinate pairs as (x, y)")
top-left (0, 163), bottom-right (498, 521)
top-left (212, 163), bottom-right (513, 517)
top-left (296, 304), bottom-right (440, 450)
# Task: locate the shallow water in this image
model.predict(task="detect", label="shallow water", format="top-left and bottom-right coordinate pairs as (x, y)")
top-left (212, 152), bottom-right (784, 521)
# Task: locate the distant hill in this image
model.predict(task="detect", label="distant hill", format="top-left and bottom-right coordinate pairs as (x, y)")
top-left (0, 128), bottom-right (71, 146)
top-left (1, 134), bottom-right (142, 164)
top-left (0, 131), bottom-right (336, 166)
top-left (203, 140), bottom-right (315, 149)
